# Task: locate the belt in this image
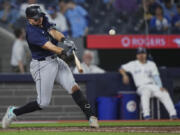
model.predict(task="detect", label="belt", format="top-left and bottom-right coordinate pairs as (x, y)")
top-left (146, 82), bottom-right (154, 85)
top-left (138, 82), bottom-right (154, 88)
top-left (37, 55), bottom-right (56, 61)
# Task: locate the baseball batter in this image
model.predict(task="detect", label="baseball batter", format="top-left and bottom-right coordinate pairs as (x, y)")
top-left (119, 47), bottom-right (177, 120)
top-left (2, 5), bottom-right (99, 128)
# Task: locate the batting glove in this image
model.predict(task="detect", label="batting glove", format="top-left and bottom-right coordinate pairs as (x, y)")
top-left (63, 39), bottom-right (77, 51)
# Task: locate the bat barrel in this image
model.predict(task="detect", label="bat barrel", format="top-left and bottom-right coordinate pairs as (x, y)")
top-left (73, 50), bottom-right (83, 73)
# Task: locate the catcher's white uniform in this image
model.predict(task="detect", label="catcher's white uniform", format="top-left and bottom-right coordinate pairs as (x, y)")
top-left (122, 60), bottom-right (177, 117)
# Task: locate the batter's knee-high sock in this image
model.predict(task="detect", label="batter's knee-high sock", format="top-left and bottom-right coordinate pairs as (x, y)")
top-left (72, 90), bottom-right (95, 119)
top-left (13, 101), bottom-right (42, 116)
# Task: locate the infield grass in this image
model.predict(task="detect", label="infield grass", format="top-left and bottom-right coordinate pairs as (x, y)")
top-left (7, 120), bottom-right (180, 128)
top-left (0, 120), bottom-right (180, 135)
top-left (0, 132), bottom-right (179, 135)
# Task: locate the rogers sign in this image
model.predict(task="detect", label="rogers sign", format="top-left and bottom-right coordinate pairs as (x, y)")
top-left (87, 35), bottom-right (180, 49)
top-left (121, 36), bottom-right (166, 47)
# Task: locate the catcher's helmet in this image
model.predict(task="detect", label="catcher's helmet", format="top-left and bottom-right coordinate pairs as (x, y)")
top-left (25, 5), bottom-right (44, 19)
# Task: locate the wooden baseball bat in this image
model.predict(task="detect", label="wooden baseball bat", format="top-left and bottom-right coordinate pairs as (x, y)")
top-left (73, 50), bottom-right (83, 73)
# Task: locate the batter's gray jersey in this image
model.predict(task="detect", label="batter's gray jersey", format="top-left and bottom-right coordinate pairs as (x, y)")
top-left (30, 56), bottom-right (77, 108)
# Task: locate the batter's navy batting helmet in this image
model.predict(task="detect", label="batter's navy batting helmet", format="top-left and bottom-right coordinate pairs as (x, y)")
top-left (25, 5), bottom-right (44, 19)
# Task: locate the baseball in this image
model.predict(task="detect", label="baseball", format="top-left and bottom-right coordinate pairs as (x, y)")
top-left (109, 29), bottom-right (116, 35)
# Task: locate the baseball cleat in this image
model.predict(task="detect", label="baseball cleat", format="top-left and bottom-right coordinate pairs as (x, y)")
top-left (89, 116), bottom-right (99, 128)
top-left (170, 115), bottom-right (178, 120)
top-left (2, 106), bottom-right (17, 129)
top-left (144, 115), bottom-right (152, 120)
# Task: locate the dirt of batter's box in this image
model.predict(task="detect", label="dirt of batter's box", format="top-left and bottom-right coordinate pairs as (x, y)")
top-left (1, 126), bottom-right (180, 133)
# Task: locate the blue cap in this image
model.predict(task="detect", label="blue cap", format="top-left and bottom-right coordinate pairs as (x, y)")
top-left (47, 5), bottom-right (57, 15)
top-left (47, 9), bottom-right (55, 15)
top-left (136, 47), bottom-right (147, 54)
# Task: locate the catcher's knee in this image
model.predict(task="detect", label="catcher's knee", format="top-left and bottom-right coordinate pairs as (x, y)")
top-left (162, 91), bottom-right (170, 98)
top-left (72, 85), bottom-right (80, 93)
